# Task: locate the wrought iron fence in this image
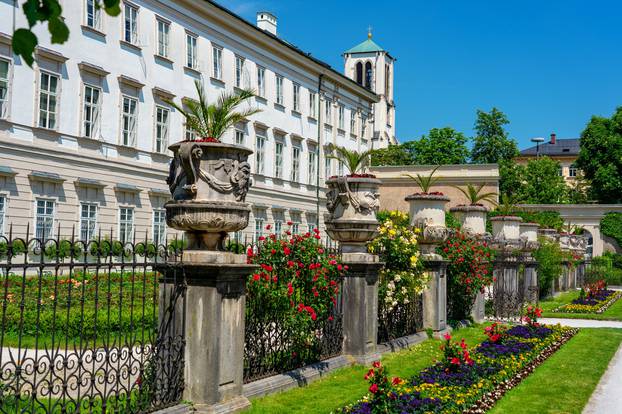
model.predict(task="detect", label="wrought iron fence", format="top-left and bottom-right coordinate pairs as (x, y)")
top-left (0, 225), bottom-right (185, 413)
top-left (377, 293), bottom-right (423, 343)
top-left (490, 255), bottom-right (527, 321)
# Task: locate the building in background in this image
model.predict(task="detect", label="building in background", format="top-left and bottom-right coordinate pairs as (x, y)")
top-left (516, 133), bottom-right (581, 183)
top-left (343, 31), bottom-right (398, 147)
top-left (0, 0), bottom-right (388, 244)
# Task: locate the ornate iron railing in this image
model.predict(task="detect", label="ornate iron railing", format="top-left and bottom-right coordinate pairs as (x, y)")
top-left (0, 225), bottom-right (185, 413)
top-left (377, 294), bottom-right (423, 343)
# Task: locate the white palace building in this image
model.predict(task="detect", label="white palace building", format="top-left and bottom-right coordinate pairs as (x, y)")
top-left (0, 0), bottom-right (397, 244)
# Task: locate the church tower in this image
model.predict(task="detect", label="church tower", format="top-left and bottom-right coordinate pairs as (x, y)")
top-left (343, 30), bottom-right (397, 147)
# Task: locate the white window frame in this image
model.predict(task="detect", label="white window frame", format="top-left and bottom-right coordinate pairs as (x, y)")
top-left (275, 141), bottom-right (284, 179)
top-left (85, 0), bottom-right (102, 30)
top-left (0, 195), bottom-right (6, 236)
top-left (38, 71), bottom-right (60, 130)
top-left (257, 66), bottom-right (266, 97)
top-left (235, 128), bottom-right (245, 146)
top-left (0, 58), bottom-right (11, 119)
top-left (324, 99), bottom-right (332, 125)
top-left (152, 209), bottom-right (166, 245)
top-left (155, 105), bottom-right (170, 154)
top-left (235, 55), bottom-right (245, 88)
top-left (291, 146), bottom-right (301, 182)
top-left (82, 83), bottom-right (102, 139)
top-left (324, 149), bottom-right (332, 179)
top-left (254, 216), bottom-right (264, 243)
top-left (186, 32), bottom-right (198, 69)
top-left (350, 111), bottom-right (357, 136)
top-left (123, 3), bottom-right (139, 45)
top-left (309, 92), bottom-right (317, 118)
top-left (275, 75), bottom-right (284, 105)
top-left (338, 104), bottom-right (345, 129)
top-left (293, 83), bottom-right (300, 112)
top-left (119, 207), bottom-right (134, 244)
top-left (255, 134), bottom-right (266, 175)
top-left (120, 95), bottom-right (138, 147)
top-left (569, 165), bottom-right (578, 177)
top-left (79, 202), bottom-right (98, 241)
top-left (35, 198), bottom-right (55, 240)
top-left (156, 18), bottom-right (170, 58)
top-left (212, 46), bottom-right (222, 80)
top-left (308, 147), bottom-right (317, 185)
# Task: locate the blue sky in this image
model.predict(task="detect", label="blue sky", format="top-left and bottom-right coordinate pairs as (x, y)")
top-left (226, 0), bottom-right (622, 150)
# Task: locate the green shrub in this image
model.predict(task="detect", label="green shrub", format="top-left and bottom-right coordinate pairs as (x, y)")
top-left (445, 211), bottom-right (461, 229)
top-left (487, 210), bottom-right (564, 232)
top-left (601, 212), bottom-right (622, 248)
top-left (0, 239), bottom-right (27, 258)
top-left (534, 238), bottom-right (564, 298)
top-left (44, 239), bottom-right (83, 260)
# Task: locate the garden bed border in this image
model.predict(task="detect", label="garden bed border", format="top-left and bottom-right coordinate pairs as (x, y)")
top-left (554, 290), bottom-right (622, 314)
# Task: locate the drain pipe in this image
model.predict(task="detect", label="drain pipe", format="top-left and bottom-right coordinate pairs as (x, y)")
top-left (315, 74), bottom-right (324, 230)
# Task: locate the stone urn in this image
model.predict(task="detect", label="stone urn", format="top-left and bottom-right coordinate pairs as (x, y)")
top-left (165, 141), bottom-right (253, 251)
top-left (519, 222), bottom-right (540, 251)
top-left (449, 204), bottom-right (488, 236)
top-left (537, 228), bottom-right (559, 243)
top-left (405, 193), bottom-right (450, 257)
top-left (558, 233), bottom-right (572, 251)
top-left (324, 176), bottom-right (381, 252)
top-left (490, 216), bottom-right (522, 241)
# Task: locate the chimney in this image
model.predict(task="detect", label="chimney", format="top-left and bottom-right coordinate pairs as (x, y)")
top-left (550, 133), bottom-right (556, 144)
top-left (256, 12), bottom-right (277, 36)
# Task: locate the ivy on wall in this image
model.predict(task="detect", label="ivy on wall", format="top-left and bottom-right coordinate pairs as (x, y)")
top-left (601, 212), bottom-right (622, 248)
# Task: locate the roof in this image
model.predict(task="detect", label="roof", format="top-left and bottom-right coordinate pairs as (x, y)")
top-left (519, 138), bottom-right (580, 157)
top-left (203, 1), bottom-right (378, 102)
top-left (345, 38), bottom-right (385, 54)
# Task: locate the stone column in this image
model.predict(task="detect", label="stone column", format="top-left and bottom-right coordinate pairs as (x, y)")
top-left (422, 259), bottom-right (448, 331)
top-left (341, 250), bottom-right (383, 364)
top-left (523, 259), bottom-right (539, 303)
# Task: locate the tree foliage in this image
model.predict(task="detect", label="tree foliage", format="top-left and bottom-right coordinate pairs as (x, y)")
top-left (471, 108), bottom-right (519, 164)
top-left (411, 127), bottom-right (469, 165)
top-left (14, 0), bottom-right (121, 66)
top-left (600, 213), bottom-right (622, 249)
top-left (515, 157), bottom-right (568, 204)
top-left (370, 142), bottom-right (417, 166)
top-left (576, 107), bottom-right (622, 203)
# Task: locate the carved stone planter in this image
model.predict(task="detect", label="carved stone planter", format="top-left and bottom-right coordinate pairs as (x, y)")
top-left (537, 228), bottom-right (559, 243)
top-left (519, 222), bottom-right (539, 243)
top-left (324, 176), bottom-right (381, 252)
top-left (490, 216), bottom-right (523, 241)
top-left (165, 141), bottom-right (252, 251)
top-left (405, 193), bottom-right (450, 258)
top-left (558, 233), bottom-right (572, 251)
top-left (450, 204), bottom-right (488, 236)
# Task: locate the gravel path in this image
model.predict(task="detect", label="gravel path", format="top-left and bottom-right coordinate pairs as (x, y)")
top-left (539, 318), bottom-right (622, 329)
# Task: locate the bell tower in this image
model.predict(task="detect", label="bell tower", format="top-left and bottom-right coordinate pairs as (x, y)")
top-left (343, 29), bottom-right (397, 147)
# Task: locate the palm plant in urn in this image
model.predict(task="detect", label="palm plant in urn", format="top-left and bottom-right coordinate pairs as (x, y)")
top-left (450, 184), bottom-right (497, 236)
top-left (324, 145), bottom-right (380, 252)
top-left (164, 80), bottom-right (261, 251)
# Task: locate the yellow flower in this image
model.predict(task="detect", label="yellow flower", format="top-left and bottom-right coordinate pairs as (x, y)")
top-left (410, 255), bottom-right (418, 266)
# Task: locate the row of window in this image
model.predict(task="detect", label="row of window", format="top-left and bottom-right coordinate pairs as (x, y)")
top-left (0, 196), bottom-right (166, 245)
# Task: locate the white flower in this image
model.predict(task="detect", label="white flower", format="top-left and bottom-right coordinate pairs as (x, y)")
top-left (401, 286), bottom-right (408, 294)
top-left (392, 300), bottom-right (398, 307)
top-left (404, 298), bottom-right (410, 304)
top-left (394, 274), bottom-right (401, 283)
top-left (387, 282), bottom-right (395, 290)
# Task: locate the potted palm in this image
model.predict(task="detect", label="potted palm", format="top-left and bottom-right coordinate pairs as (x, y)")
top-left (164, 80), bottom-right (261, 251)
top-left (489, 194), bottom-right (523, 241)
top-left (324, 145), bottom-right (380, 251)
top-left (450, 184), bottom-right (497, 235)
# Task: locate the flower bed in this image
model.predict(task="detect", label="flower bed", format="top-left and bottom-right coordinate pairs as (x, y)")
top-left (339, 318), bottom-right (577, 414)
top-left (554, 289), bottom-right (621, 314)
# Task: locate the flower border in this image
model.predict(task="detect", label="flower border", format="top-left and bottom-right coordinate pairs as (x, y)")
top-left (554, 290), bottom-right (622, 314)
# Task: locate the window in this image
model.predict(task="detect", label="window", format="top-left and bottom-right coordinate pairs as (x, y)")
top-left (557, 167), bottom-right (563, 177)
top-left (309, 92), bottom-right (317, 118)
top-left (324, 150), bottom-right (332, 179)
top-left (35, 199), bottom-right (54, 240)
top-left (307, 219), bottom-right (316, 233)
top-left (293, 83), bottom-right (300, 112)
top-left (324, 99), bottom-right (332, 124)
top-left (212, 46), bottom-right (222, 79)
top-left (338, 104), bottom-right (345, 129)
top-left (361, 114), bottom-right (367, 138)
top-left (185, 125), bottom-right (196, 141)
top-left (257, 66), bottom-right (265, 97)
top-left (235, 56), bottom-right (245, 88)
top-left (80, 203), bottom-right (97, 241)
top-left (338, 160), bottom-right (344, 176)
top-left (569, 164), bottom-right (578, 177)
top-left (254, 216), bottom-right (264, 243)
top-left (82, 84), bottom-right (101, 138)
top-left (308, 147), bottom-right (317, 185)
top-left (275, 142), bottom-right (284, 178)
top-left (153, 209), bottom-right (166, 245)
top-left (364, 62), bottom-right (373, 89)
top-left (0, 196), bottom-right (5, 236)
top-left (291, 146), bottom-right (300, 182)
top-left (255, 133), bottom-right (266, 174)
top-left (355, 62), bottom-right (363, 85)
top-left (155, 106), bottom-right (169, 153)
top-left (121, 96), bottom-right (138, 146)
top-left (123, 3), bottom-right (138, 44)
top-left (38, 72), bottom-right (59, 129)
top-left (0, 59), bottom-right (8, 118)
top-left (85, 0), bottom-right (101, 30)
top-left (385, 63), bottom-right (391, 96)
top-left (235, 128), bottom-right (245, 146)
top-left (186, 33), bottom-right (197, 68)
top-left (350, 111), bottom-right (356, 135)
top-left (274, 210), bottom-right (284, 235)
top-left (156, 19), bottom-right (170, 57)
top-left (290, 212), bottom-right (301, 234)
top-left (119, 207), bottom-right (134, 243)
top-left (275, 75), bottom-right (284, 105)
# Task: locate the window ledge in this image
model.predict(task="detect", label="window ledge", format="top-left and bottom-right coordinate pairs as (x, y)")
top-left (119, 40), bottom-right (142, 52)
top-left (183, 65), bottom-right (201, 76)
top-left (210, 77), bottom-right (225, 87)
top-left (255, 96), bottom-right (268, 104)
top-left (337, 128), bottom-right (346, 136)
top-left (350, 134), bottom-right (358, 141)
top-left (154, 54), bottom-right (174, 65)
top-left (307, 116), bottom-right (317, 123)
top-left (81, 25), bottom-right (106, 37)
top-left (291, 109), bottom-right (302, 117)
top-left (274, 102), bottom-right (286, 111)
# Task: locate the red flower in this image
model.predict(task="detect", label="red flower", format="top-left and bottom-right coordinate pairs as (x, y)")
top-left (372, 361), bottom-right (381, 368)
top-left (271, 249), bottom-right (276, 255)
top-left (283, 246), bottom-right (291, 255)
top-left (364, 368), bottom-right (375, 380)
top-left (450, 357), bottom-right (460, 365)
top-left (443, 333), bottom-right (451, 341)
top-left (252, 274), bottom-right (260, 281)
top-left (369, 383), bottom-right (378, 394)
top-left (392, 377), bottom-right (401, 385)
top-left (337, 264), bottom-right (343, 271)
top-left (287, 282), bottom-right (294, 296)
top-left (314, 234), bottom-right (321, 239)
top-left (287, 221), bottom-right (293, 226)
top-left (265, 224), bottom-right (272, 230)
top-left (258, 236), bottom-right (265, 241)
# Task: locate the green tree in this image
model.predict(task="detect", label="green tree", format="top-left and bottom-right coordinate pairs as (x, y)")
top-left (498, 159), bottom-right (524, 200)
top-left (13, 1), bottom-right (121, 66)
top-left (370, 141), bottom-right (417, 166)
top-left (575, 107), bottom-right (622, 203)
top-left (411, 127), bottom-right (469, 165)
top-left (471, 108), bottom-right (519, 164)
top-left (517, 157), bottom-right (568, 204)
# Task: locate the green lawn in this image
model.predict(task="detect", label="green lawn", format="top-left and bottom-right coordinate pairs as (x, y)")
top-left (246, 325), bottom-right (489, 414)
top-left (540, 290), bottom-right (622, 321)
top-left (489, 328), bottom-right (622, 414)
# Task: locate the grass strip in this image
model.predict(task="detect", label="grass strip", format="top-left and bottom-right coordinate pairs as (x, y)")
top-left (541, 290), bottom-right (622, 321)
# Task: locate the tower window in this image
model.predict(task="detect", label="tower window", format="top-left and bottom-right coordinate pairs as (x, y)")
top-left (355, 62), bottom-right (363, 85)
top-left (364, 62), bottom-right (373, 89)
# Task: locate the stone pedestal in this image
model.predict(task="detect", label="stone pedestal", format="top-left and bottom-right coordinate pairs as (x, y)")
top-left (470, 291), bottom-right (485, 323)
top-left (162, 251), bottom-right (256, 414)
top-left (422, 258), bottom-right (448, 332)
top-left (523, 261), bottom-right (539, 303)
top-left (341, 252), bottom-right (383, 365)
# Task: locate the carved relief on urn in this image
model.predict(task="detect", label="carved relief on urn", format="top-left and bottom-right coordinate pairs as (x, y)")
top-left (165, 141), bottom-right (253, 251)
top-left (324, 176), bottom-right (381, 249)
top-left (450, 204), bottom-right (488, 236)
top-left (405, 193), bottom-right (450, 258)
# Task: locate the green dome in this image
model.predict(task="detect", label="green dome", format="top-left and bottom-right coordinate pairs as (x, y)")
top-left (345, 37), bottom-right (385, 54)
